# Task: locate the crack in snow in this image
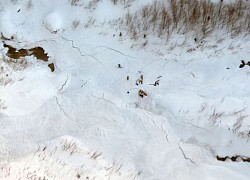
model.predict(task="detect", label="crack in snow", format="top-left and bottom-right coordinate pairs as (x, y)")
top-left (60, 36), bottom-right (103, 64)
top-left (185, 122), bottom-right (210, 132)
top-left (178, 140), bottom-right (197, 166)
top-left (55, 96), bottom-right (72, 120)
top-left (96, 46), bottom-right (138, 59)
top-left (143, 111), bottom-right (171, 146)
top-left (91, 93), bottom-right (118, 108)
top-left (138, 116), bottom-right (147, 132)
top-left (80, 79), bottom-right (90, 88)
top-left (58, 75), bottom-right (69, 92)
top-left (160, 124), bottom-right (171, 146)
top-left (43, 24), bottom-right (103, 64)
top-left (134, 113), bottom-right (147, 133)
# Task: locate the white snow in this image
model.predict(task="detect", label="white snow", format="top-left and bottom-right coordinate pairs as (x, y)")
top-left (44, 11), bottom-right (65, 33)
top-left (0, 0), bottom-right (249, 179)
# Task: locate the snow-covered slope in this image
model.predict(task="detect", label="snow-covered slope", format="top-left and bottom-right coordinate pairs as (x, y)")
top-left (0, 0), bottom-right (250, 179)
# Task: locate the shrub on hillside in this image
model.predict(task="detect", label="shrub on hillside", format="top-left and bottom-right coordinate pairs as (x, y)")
top-left (119, 0), bottom-right (250, 39)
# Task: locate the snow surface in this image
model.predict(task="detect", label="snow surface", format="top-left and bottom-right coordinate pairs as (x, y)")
top-left (0, 0), bottom-right (250, 179)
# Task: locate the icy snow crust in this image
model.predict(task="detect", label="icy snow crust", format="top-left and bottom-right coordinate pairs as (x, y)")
top-left (0, 0), bottom-right (250, 179)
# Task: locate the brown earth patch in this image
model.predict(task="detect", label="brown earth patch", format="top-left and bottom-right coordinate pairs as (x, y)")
top-left (3, 43), bottom-right (49, 61)
top-left (48, 63), bottom-right (55, 72)
top-left (1, 34), bottom-right (54, 72)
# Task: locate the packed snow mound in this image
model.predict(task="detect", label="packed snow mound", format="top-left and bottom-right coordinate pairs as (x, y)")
top-left (44, 11), bottom-right (65, 33)
top-left (0, 0), bottom-right (250, 179)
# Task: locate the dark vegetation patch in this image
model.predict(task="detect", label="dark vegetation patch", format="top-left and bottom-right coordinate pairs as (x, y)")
top-left (76, 173), bottom-right (80, 178)
top-left (216, 155), bottom-right (250, 162)
top-left (239, 60), bottom-right (250, 68)
top-left (138, 89), bottom-right (147, 98)
top-left (120, 0), bottom-right (250, 40)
